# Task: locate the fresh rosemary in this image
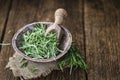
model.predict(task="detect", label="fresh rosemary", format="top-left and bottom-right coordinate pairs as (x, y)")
top-left (20, 23), bottom-right (59, 59)
top-left (20, 58), bottom-right (28, 68)
top-left (58, 44), bottom-right (88, 75)
top-left (0, 43), bottom-right (11, 46)
top-left (29, 67), bottom-right (38, 73)
top-left (19, 23), bottom-right (88, 74)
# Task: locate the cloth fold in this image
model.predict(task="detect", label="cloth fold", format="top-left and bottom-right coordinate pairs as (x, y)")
top-left (6, 53), bottom-right (59, 79)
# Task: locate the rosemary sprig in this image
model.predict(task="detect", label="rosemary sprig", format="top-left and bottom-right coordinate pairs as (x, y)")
top-left (20, 58), bottom-right (28, 68)
top-left (20, 23), bottom-right (59, 59)
top-left (29, 67), bottom-right (38, 73)
top-left (0, 43), bottom-right (11, 46)
top-left (58, 44), bottom-right (88, 75)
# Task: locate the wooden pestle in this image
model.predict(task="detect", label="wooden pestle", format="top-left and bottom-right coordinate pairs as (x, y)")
top-left (45, 8), bottom-right (67, 40)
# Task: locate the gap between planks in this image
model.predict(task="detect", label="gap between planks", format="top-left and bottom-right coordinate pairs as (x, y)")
top-left (0, 0), bottom-right (13, 52)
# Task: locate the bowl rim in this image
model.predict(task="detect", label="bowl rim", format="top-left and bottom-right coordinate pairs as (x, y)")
top-left (12, 22), bottom-right (72, 63)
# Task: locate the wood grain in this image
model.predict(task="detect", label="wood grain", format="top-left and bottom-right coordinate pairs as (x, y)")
top-left (0, 0), bottom-right (85, 80)
top-left (0, 0), bottom-right (11, 47)
top-left (0, 0), bottom-right (45, 80)
top-left (85, 0), bottom-right (120, 80)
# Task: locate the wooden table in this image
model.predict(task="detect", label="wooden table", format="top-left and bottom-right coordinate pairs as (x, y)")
top-left (0, 0), bottom-right (120, 80)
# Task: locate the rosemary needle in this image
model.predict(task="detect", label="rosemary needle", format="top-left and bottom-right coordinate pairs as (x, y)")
top-left (29, 67), bottom-right (38, 73)
top-left (58, 44), bottom-right (88, 75)
top-left (19, 23), bottom-right (59, 59)
top-left (0, 43), bottom-right (11, 46)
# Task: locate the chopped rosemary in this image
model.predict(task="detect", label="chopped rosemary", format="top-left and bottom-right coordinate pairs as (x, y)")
top-left (58, 44), bottom-right (88, 75)
top-left (29, 67), bottom-right (38, 73)
top-left (20, 58), bottom-right (28, 68)
top-left (19, 23), bottom-right (59, 59)
top-left (0, 43), bottom-right (11, 46)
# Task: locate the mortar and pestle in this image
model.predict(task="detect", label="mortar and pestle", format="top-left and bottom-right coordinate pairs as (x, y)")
top-left (12, 8), bottom-right (72, 62)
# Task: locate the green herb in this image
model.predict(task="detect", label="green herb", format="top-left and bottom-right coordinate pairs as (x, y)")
top-left (20, 23), bottom-right (59, 59)
top-left (20, 58), bottom-right (26, 62)
top-left (0, 43), bottom-right (11, 46)
top-left (20, 58), bottom-right (28, 68)
top-left (29, 67), bottom-right (38, 73)
top-left (58, 44), bottom-right (88, 75)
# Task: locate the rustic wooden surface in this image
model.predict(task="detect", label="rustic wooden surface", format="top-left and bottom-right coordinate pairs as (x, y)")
top-left (0, 0), bottom-right (11, 49)
top-left (0, 0), bottom-right (120, 80)
top-left (85, 0), bottom-right (120, 80)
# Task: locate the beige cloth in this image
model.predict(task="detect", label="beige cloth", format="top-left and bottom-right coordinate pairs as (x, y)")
top-left (6, 53), bottom-right (60, 79)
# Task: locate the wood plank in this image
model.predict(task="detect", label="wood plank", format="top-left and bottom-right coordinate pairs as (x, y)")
top-left (0, 0), bottom-right (44, 80)
top-left (85, 0), bottom-right (120, 80)
top-left (0, 0), bottom-right (11, 46)
top-left (0, 0), bottom-right (86, 80)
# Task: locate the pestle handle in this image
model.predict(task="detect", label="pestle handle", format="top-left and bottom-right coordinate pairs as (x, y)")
top-left (54, 8), bottom-right (67, 25)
